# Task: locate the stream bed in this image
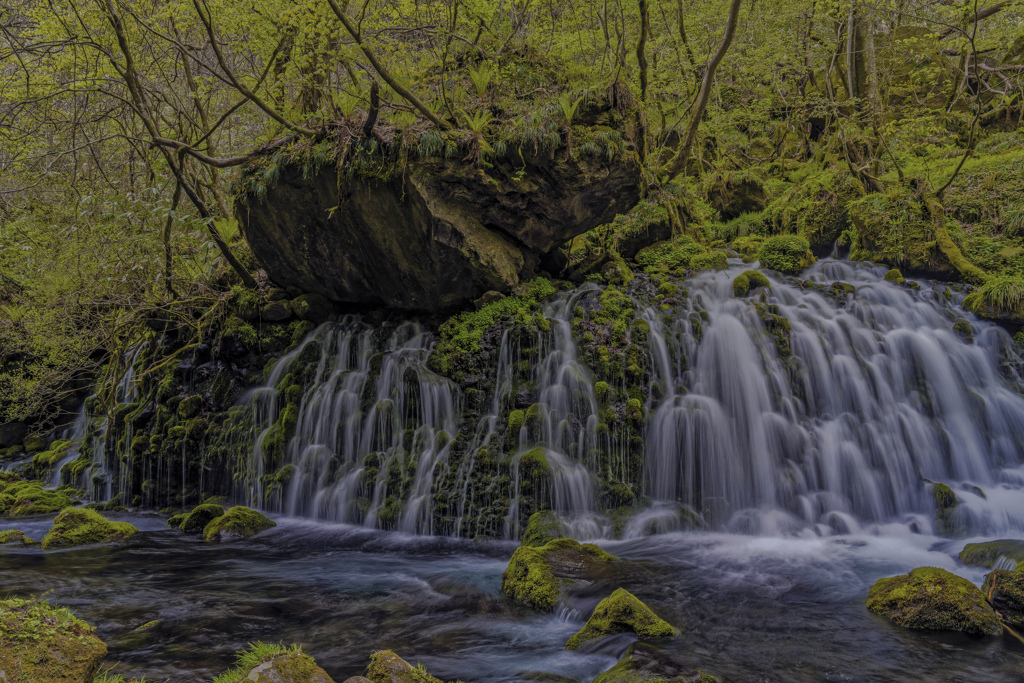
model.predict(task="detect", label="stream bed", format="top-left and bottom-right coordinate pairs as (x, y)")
top-left (3, 513), bottom-right (1024, 682)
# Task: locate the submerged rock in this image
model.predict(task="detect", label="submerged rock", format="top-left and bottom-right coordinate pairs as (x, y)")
top-left (866, 567), bottom-right (1001, 635)
top-left (238, 137), bottom-right (640, 312)
top-left (178, 503), bottom-right (226, 534)
top-left (0, 596), bottom-right (107, 682)
top-left (365, 649), bottom-right (441, 683)
top-left (41, 507), bottom-right (137, 549)
top-left (594, 641), bottom-right (716, 683)
top-left (502, 537), bottom-right (617, 611)
top-left (982, 569), bottom-right (1024, 627)
top-left (203, 505), bottom-right (277, 541)
top-left (566, 588), bottom-right (674, 650)
top-left (960, 540), bottom-right (1024, 570)
top-left (0, 528), bottom-right (34, 544)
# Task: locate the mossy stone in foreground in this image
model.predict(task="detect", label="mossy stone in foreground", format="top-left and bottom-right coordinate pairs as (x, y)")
top-left (178, 503), bottom-right (226, 534)
top-left (365, 649), bottom-right (441, 683)
top-left (593, 642), bottom-right (716, 683)
top-left (0, 528), bottom-right (34, 544)
top-left (959, 540), bottom-right (1024, 570)
top-left (0, 596), bottom-right (107, 682)
top-left (866, 567), bottom-right (1001, 635)
top-left (502, 537), bottom-right (616, 611)
top-left (566, 588), bottom-right (674, 650)
top-left (203, 505), bottom-right (276, 541)
top-left (213, 642), bottom-right (335, 683)
top-left (983, 569), bottom-right (1024, 627)
top-left (41, 507), bottom-right (137, 549)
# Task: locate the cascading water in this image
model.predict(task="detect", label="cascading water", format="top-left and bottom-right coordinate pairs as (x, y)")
top-left (246, 319), bottom-right (459, 534)
top-left (638, 257), bottom-right (1024, 538)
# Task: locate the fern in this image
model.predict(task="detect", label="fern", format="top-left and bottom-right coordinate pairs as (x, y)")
top-left (467, 62), bottom-right (495, 98)
top-left (461, 110), bottom-right (494, 134)
top-left (979, 275), bottom-right (1024, 313)
top-left (556, 93), bottom-right (582, 125)
top-left (1005, 201), bottom-right (1024, 238)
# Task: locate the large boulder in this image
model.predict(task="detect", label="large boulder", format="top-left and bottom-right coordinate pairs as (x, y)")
top-left (238, 139), bottom-right (640, 312)
top-left (983, 569), bottom-right (1024, 627)
top-left (502, 537), bottom-right (617, 611)
top-left (0, 479), bottom-right (73, 516)
top-left (960, 540), bottom-right (1024, 570)
top-left (216, 643), bottom-right (335, 683)
top-left (0, 596), bottom-right (107, 683)
top-left (594, 642), bottom-right (716, 683)
top-left (365, 650), bottom-right (441, 683)
top-left (177, 503), bottom-right (225, 534)
top-left (866, 566), bottom-right (1001, 635)
top-left (203, 505), bottom-right (276, 541)
top-left (566, 588), bottom-right (674, 650)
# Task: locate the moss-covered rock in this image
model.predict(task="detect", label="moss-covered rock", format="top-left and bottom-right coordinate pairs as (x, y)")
top-left (0, 480), bottom-right (73, 516)
top-left (933, 483), bottom-right (960, 536)
top-left (593, 642), bottom-right (716, 683)
top-left (167, 512), bottom-right (188, 528)
top-left (178, 503), bottom-right (226, 534)
top-left (566, 588), bottom-right (674, 650)
top-left (365, 649), bottom-right (442, 683)
top-left (884, 268), bottom-right (906, 285)
top-left (203, 505), bottom-right (276, 541)
top-left (0, 596), bottom-right (107, 683)
top-left (507, 409), bottom-right (525, 438)
top-left (521, 510), bottom-right (564, 547)
top-left (41, 507), bottom-right (137, 549)
top-left (214, 642), bottom-right (335, 683)
top-left (0, 528), bottom-right (34, 544)
top-left (23, 434), bottom-right (48, 453)
top-left (732, 269), bottom-right (770, 297)
top-left (866, 566), bottom-right (1001, 635)
top-left (502, 537), bottom-right (616, 611)
top-left (757, 235), bottom-right (815, 274)
top-left (689, 250), bottom-right (728, 271)
top-left (634, 237), bottom-right (706, 273)
top-left (959, 540), bottom-right (1024, 570)
top-left (982, 569), bottom-right (1024, 627)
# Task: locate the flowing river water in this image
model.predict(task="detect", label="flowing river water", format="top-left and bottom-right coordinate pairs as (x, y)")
top-left (4, 256), bottom-right (1024, 681)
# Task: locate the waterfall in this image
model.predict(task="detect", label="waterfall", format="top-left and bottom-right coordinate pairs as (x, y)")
top-left (640, 258), bottom-right (1024, 537)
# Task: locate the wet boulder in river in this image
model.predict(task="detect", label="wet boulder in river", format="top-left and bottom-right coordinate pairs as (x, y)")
top-left (866, 566), bottom-right (1001, 635)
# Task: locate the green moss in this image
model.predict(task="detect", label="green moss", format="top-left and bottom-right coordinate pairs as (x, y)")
top-left (733, 269), bottom-right (770, 297)
top-left (177, 395), bottom-right (204, 420)
top-left (0, 529), bottom-right (33, 544)
top-left (593, 642), bottom-right (717, 683)
top-left (731, 235), bottom-right (765, 258)
top-left (212, 642), bottom-right (332, 683)
top-left (41, 507), bottom-right (137, 549)
top-left (502, 538), bottom-right (617, 610)
top-left (566, 588), bottom-right (674, 650)
top-left (757, 235), bottom-right (815, 274)
top-left (0, 480), bottom-right (73, 516)
top-left (953, 321), bottom-right (974, 341)
top-left (884, 268), bottom-right (906, 285)
top-left (959, 540), bottom-right (1024, 570)
top-left (689, 250), bottom-right (727, 271)
top-left (23, 435), bottom-right (47, 453)
top-left (167, 512), bottom-right (187, 528)
top-left (203, 505), bottom-right (276, 541)
top-left (625, 398), bottom-right (644, 424)
top-left (595, 381), bottom-right (609, 403)
top-left (507, 410), bottom-right (525, 437)
top-left (522, 510), bottom-right (564, 547)
top-left (634, 237), bottom-right (706, 273)
top-left (866, 566), bottom-right (1001, 635)
top-left (430, 278), bottom-right (557, 377)
top-left (982, 569), bottom-right (1024, 627)
top-left (366, 649), bottom-right (442, 683)
top-left (933, 482), bottom-right (960, 536)
top-left (178, 503), bottom-right (226, 534)
top-left (519, 447), bottom-right (551, 478)
top-left (0, 596), bottom-right (107, 683)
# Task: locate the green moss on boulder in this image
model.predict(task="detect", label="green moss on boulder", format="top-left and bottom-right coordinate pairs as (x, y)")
top-left (365, 649), bottom-right (441, 683)
top-left (0, 480), bottom-right (73, 516)
top-left (866, 566), bottom-right (1001, 635)
top-left (689, 250), bottom-right (727, 271)
top-left (959, 540), bottom-right (1024, 570)
top-left (507, 409), bottom-right (525, 437)
top-left (0, 596), bottom-right (107, 683)
top-left (213, 642), bottom-right (335, 683)
top-left (593, 642), bottom-right (716, 683)
top-left (634, 237), bottom-right (706, 273)
top-left (167, 512), bottom-right (188, 528)
top-left (982, 569), bottom-right (1024, 627)
top-left (41, 507), bottom-right (137, 549)
top-left (933, 483), bottom-right (960, 536)
top-left (522, 510), bottom-right (564, 547)
top-left (757, 235), bottom-right (815, 274)
top-left (566, 588), bottom-right (674, 650)
top-left (733, 270), bottom-right (770, 297)
top-left (0, 529), bottom-right (34, 544)
top-left (179, 503), bottom-right (226, 534)
top-left (884, 268), bottom-right (906, 285)
top-left (203, 505), bottom-right (276, 541)
top-left (502, 537), bottom-right (616, 611)
top-left (519, 447), bottom-right (551, 479)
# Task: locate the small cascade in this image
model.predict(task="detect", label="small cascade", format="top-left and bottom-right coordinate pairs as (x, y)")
top-left (506, 290), bottom-right (604, 539)
top-left (246, 319), bottom-right (459, 534)
top-left (640, 258), bottom-right (1024, 537)
top-left (50, 405), bottom-right (88, 487)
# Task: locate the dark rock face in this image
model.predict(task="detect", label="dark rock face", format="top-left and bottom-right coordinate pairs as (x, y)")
top-left (238, 147), bottom-right (640, 312)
